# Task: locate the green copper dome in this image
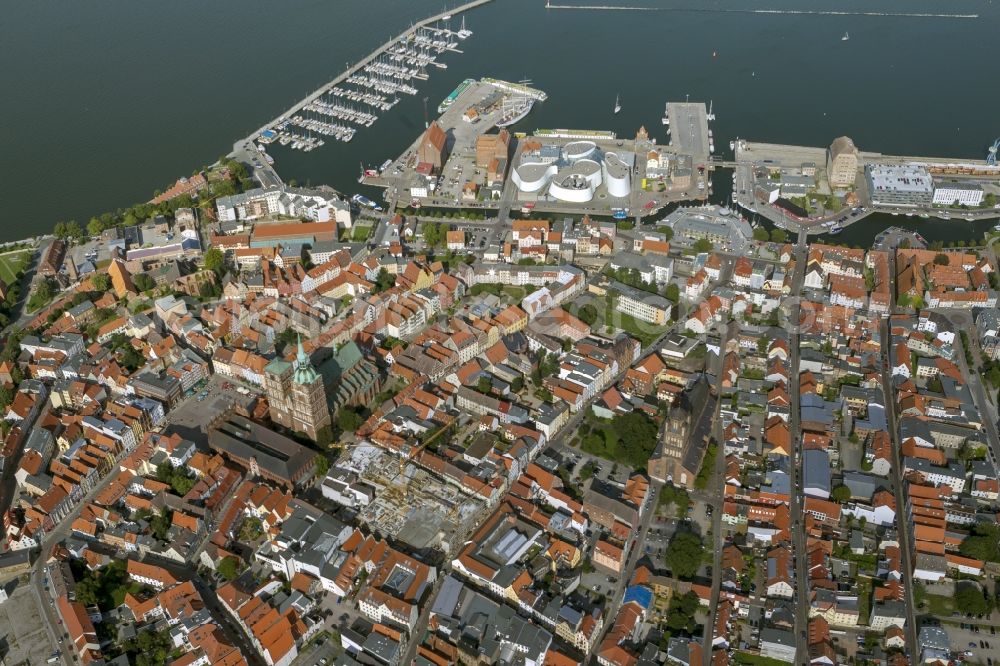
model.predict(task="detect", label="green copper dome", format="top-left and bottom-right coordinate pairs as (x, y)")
top-left (293, 334), bottom-right (320, 384)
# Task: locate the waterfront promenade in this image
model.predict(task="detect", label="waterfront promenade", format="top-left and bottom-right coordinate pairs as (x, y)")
top-left (728, 139), bottom-right (1000, 236)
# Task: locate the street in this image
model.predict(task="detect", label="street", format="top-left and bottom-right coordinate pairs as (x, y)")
top-left (787, 228), bottom-right (810, 666)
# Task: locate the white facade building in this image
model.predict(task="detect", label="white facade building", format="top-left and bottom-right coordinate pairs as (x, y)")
top-left (932, 180), bottom-right (984, 207)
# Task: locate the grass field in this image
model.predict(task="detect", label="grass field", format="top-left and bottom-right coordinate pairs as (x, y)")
top-left (0, 251), bottom-right (31, 284)
top-left (350, 225), bottom-right (372, 242)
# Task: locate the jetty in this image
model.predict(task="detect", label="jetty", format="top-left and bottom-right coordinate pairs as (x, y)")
top-left (229, 0), bottom-right (494, 175)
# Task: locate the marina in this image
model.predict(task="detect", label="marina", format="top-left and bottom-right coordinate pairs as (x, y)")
top-left (231, 0), bottom-right (492, 159)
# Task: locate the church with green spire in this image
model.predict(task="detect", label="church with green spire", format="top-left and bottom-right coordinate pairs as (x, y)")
top-left (263, 334), bottom-right (331, 441)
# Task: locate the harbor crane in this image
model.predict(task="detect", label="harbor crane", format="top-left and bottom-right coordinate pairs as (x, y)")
top-left (988, 138), bottom-right (999, 166)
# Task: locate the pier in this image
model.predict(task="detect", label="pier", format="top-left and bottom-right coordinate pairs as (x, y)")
top-left (229, 0), bottom-right (494, 178)
top-left (666, 102), bottom-right (712, 163)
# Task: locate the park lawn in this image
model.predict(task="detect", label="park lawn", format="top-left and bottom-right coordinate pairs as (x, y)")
top-left (351, 225), bottom-right (373, 242)
top-left (0, 250), bottom-right (30, 284)
top-left (923, 591), bottom-right (955, 616)
top-left (612, 311), bottom-right (669, 348)
top-left (502, 286), bottom-right (526, 301)
top-left (857, 577), bottom-right (873, 626)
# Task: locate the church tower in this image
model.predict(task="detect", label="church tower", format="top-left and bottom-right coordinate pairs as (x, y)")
top-left (264, 335), bottom-right (331, 441)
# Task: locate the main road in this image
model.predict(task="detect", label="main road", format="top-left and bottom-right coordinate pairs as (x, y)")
top-left (701, 318), bottom-right (732, 665)
top-left (787, 228), bottom-right (810, 666)
top-left (878, 316), bottom-right (920, 660)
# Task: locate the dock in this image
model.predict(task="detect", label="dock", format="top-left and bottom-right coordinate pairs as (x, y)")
top-left (666, 102), bottom-right (712, 163)
top-left (229, 0), bottom-right (494, 174)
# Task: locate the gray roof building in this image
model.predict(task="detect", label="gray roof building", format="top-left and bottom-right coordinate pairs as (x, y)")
top-left (208, 416), bottom-right (316, 488)
top-left (803, 449), bottom-right (831, 498)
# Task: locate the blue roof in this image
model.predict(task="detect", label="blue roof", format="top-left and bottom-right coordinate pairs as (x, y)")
top-left (622, 585), bottom-right (652, 609)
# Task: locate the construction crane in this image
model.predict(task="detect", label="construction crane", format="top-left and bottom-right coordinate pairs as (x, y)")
top-left (398, 420), bottom-right (458, 501)
top-left (399, 421), bottom-right (453, 475)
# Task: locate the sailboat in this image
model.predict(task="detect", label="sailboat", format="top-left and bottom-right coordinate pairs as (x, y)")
top-left (613, 93), bottom-right (621, 115)
top-left (841, 31), bottom-right (850, 41)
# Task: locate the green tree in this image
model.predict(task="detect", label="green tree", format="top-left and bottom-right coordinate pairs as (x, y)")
top-left (959, 523), bottom-right (1000, 562)
top-left (90, 273), bottom-right (111, 292)
top-left (831, 485), bottom-right (852, 502)
top-left (315, 454), bottom-right (330, 477)
top-left (659, 226), bottom-right (674, 242)
top-left (218, 556), bottom-right (241, 582)
top-left (692, 238), bottom-right (713, 253)
top-left (753, 227), bottom-right (770, 242)
top-left (665, 283), bottom-right (680, 303)
top-left (576, 304), bottom-right (600, 327)
top-left (131, 628), bottom-right (172, 666)
top-left (372, 267), bottom-right (395, 294)
top-left (0, 386), bottom-right (12, 409)
top-left (134, 273), bottom-right (156, 292)
top-left (65, 220), bottom-right (83, 239)
top-left (74, 577), bottom-right (101, 606)
top-left (664, 530), bottom-right (705, 580)
top-left (423, 222), bottom-right (447, 247)
top-left (204, 247), bottom-right (225, 276)
top-left (665, 591), bottom-right (701, 634)
top-left (88, 217), bottom-right (104, 237)
top-left (770, 228), bottom-right (788, 243)
top-left (933, 253), bottom-right (950, 266)
top-left (148, 508), bottom-right (172, 541)
top-left (336, 408), bottom-right (363, 433)
top-left (955, 583), bottom-right (991, 615)
top-left (477, 376), bottom-right (492, 394)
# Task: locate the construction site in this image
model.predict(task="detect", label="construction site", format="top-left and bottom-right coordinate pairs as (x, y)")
top-left (338, 443), bottom-right (488, 554)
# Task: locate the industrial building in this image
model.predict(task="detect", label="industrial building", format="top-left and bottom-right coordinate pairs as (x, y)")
top-left (827, 136), bottom-right (859, 188)
top-left (418, 121), bottom-right (449, 172)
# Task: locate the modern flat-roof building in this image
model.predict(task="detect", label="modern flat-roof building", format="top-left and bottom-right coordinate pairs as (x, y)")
top-left (251, 221), bottom-right (338, 249)
top-left (866, 164), bottom-right (933, 207)
top-left (216, 185), bottom-right (350, 225)
top-left (932, 179), bottom-right (984, 207)
top-left (128, 372), bottom-right (181, 409)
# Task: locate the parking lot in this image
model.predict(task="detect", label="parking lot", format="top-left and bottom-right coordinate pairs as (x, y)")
top-left (0, 580), bottom-right (61, 665)
top-left (162, 374), bottom-right (259, 444)
top-left (940, 621), bottom-right (1000, 664)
